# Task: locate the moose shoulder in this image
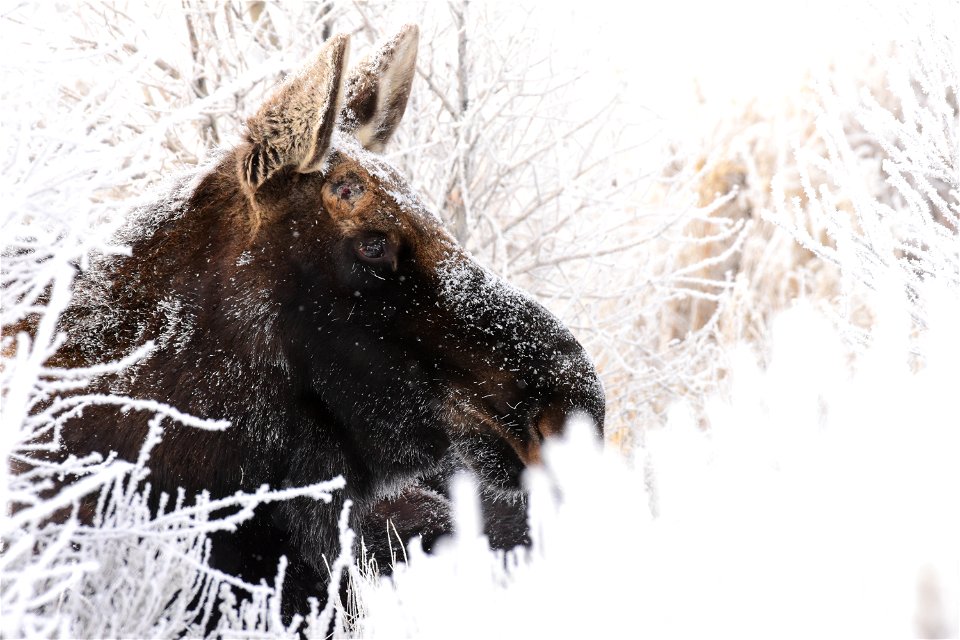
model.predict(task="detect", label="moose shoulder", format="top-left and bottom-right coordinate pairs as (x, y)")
top-left (51, 26), bottom-right (604, 616)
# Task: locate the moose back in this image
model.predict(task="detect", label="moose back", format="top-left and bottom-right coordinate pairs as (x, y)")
top-left (47, 26), bottom-right (604, 616)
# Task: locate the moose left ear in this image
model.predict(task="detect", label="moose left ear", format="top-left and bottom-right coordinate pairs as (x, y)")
top-left (340, 25), bottom-right (419, 152)
top-left (239, 34), bottom-right (349, 195)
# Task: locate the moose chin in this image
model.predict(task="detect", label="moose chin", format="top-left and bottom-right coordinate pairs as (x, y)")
top-left (42, 25), bottom-right (604, 620)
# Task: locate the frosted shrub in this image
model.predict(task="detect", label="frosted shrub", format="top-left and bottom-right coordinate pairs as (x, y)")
top-left (769, 7), bottom-right (960, 344)
top-left (769, 3), bottom-right (958, 350)
top-left (622, 4), bottom-right (959, 449)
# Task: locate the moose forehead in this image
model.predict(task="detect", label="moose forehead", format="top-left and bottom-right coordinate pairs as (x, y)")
top-left (314, 143), bottom-right (457, 272)
top-left (321, 142), bottom-right (443, 235)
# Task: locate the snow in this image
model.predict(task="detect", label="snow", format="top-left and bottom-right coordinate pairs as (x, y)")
top-left (437, 254), bottom-right (569, 362)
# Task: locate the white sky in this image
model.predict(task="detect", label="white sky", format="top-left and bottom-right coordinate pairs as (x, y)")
top-left (530, 0), bottom-right (905, 146)
top-left (557, 0), bottom-right (896, 107)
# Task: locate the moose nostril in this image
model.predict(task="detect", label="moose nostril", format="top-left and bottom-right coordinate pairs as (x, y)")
top-left (533, 395), bottom-right (605, 446)
top-left (533, 403), bottom-right (566, 442)
top-left (523, 404), bottom-right (567, 467)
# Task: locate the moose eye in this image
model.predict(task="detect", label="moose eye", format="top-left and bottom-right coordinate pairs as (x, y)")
top-left (356, 235), bottom-right (388, 262)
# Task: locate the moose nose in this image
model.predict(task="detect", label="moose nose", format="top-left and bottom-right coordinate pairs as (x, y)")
top-left (534, 402), bottom-right (573, 441)
top-left (533, 386), bottom-right (604, 441)
top-left (521, 342), bottom-right (605, 466)
top-left (520, 399), bottom-right (603, 467)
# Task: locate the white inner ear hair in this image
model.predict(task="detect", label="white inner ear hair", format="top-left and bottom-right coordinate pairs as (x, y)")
top-left (355, 34), bottom-right (417, 151)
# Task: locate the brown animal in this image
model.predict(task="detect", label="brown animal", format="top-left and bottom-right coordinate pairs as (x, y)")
top-left (41, 26), bottom-right (604, 618)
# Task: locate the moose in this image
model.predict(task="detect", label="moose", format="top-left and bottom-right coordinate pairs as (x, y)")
top-left (40, 26), bottom-right (604, 618)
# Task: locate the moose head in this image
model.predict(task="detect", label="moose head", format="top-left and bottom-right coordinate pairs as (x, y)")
top-left (217, 24), bottom-right (604, 497)
top-left (52, 24), bottom-right (604, 619)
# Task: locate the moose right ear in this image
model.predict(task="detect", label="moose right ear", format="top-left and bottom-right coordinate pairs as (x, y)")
top-left (238, 34), bottom-right (349, 196)
top-left (340, 25), bottom-right (419, 152)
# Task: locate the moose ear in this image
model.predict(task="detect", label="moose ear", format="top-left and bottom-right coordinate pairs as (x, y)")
top-left (340, 25), bottom-right (419, 152)
top-left (239, 34), bottom-right (349, 194)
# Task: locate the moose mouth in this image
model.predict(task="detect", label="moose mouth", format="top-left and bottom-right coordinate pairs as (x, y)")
top-left (442, 386), bottom-right (592, 495)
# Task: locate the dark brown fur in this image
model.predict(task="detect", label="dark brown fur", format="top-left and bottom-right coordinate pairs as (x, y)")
top-left (28, 26), bottom-right (604, 621)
